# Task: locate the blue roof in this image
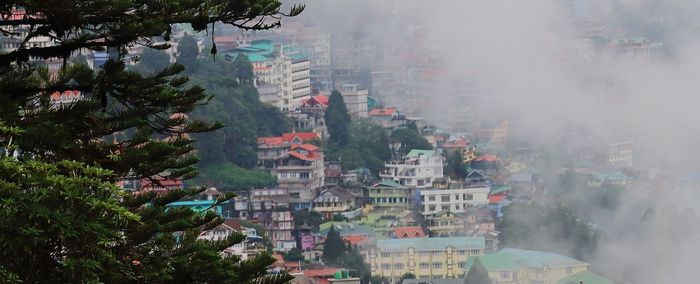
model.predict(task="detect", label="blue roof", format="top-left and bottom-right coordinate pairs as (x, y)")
top-left (377, 236), bottom-right (485, 252)
top-left (498, 248), bottom-right (587, 268)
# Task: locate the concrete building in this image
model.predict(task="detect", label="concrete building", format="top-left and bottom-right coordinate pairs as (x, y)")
top-left (608, 141), bottom-right (632, 167)
top-left (367, 237), bottom-right (486, 282)
top-left (0, 9), bottom-right (53, 52)
top-left (312, 186), bottom-right (357, 219)
top-left (381, 150), bottom-right (445, 188)
top-left (465, 248), bottom-right (592, 284)
top-left (198, 219), bottom-right (265, 260)
top-left (224, 39), bottom-right (311, 111)
top-left (418, 186), bottom-right (490, 215)
top-left (340, 84), bottom-right (368, 118)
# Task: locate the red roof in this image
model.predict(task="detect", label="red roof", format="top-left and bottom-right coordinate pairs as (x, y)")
top-left (369, 108), bottom-right (397, 116)
top-left (282, 132), bottom-right (318, 142)
top-left (343, 234), bottom-right (368, 245)
top-left (489, 195), bottom-right (506, 204)
top-left (140, 178), bottom-right (183, 189)
top-left (393, 227), bottom-right (426, 239)
top-left (50, 90), bottom-right (81, 101)
top-left (259, 132), bottom-right (319, 146)
top-left (288, 150), bottom-right (319, 161)
top-left (222, 219), bottom-right (242, 231)
top-left (291, 143), bottom-right (319, 152)
top-left (303, 95), bottom-right (329, 107)
top-left (303, 268), bottom-right (342, 278)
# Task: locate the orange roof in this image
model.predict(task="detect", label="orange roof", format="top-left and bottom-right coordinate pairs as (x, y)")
top-left (303, 95), bottom-right (329, 107)
top-left (476, 155), bottom-right (499, 162)
top-left (489, 195), bottom-right (506, 204)
top-left (369, 108), bottom-right (397, 116)
top-left (288, 150), bottom-right (319, 161)
top-left (393, 227), bottom-right (426, 239)
top-left (50, 90), bottom-right (81, 101)
top-left (291, 143), bottom-right (319, 152)
top-left (303, 268), bottom-right (342, 278)
top-left (343, 234), bottom-right (368, 245)
top-left (282, 132), bottom-right (318, 142)
top-left (257, 136), bottom-right (285, 146)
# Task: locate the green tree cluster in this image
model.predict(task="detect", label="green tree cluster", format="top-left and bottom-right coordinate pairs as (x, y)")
top-left (326, 120), bottom-right (392, 175)
top-left (0, 0), bottom-right (302, 282)
top-left (499, 202), bottom-right (598, 261)
top-left (446, 150), bottom-right (468, 179)
top-left (322, 227), bottom-right (370, 281)
top-left (390, 127), bottom-right (433, 157)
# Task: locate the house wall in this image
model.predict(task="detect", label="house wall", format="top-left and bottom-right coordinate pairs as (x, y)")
top-left (418, 187), bottom-right (490, 215)
top-left (368, 246), bottom-right (484, 282)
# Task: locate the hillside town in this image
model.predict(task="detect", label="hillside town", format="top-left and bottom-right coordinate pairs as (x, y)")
top-left (4, 1), bottom-right (700, 284)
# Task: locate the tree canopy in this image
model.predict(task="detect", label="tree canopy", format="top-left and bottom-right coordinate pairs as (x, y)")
top-left (390, 127), bottom-right (433, 156)
top-left (465, 258), bottom-right (492, 284)
top-left (325, 90), bottom-right (351, 146)
top-left (0, 0), bottom-right (302, 282)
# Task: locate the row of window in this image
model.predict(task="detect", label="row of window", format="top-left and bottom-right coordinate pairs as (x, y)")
top-left (380, 261), bottom-right (468, 271)
top-left (379, 249), bottom-right (478, 258)
top-left (424, 193), bottom-right (474, 202)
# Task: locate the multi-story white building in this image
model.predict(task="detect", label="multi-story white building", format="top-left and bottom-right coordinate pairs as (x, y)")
top-left (0, 9), bottom-right (53, 52)
top-left (418, 187), bottom-right (490, 215)
top-left (340, 84), bottom-right (368, 118)
top-left (380, 149), bottom-right (445, 188)
top-left (224, 39), bottom-right (311, 111)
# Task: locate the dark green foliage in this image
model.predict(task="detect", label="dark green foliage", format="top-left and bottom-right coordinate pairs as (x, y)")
top-left (322, 227), bottom-right (370, 281)
top-left (190, 162), bottom-right (276, 190)
top-left (401, 272), bottom-right (416, 281)
top-left (390, 128), bottom-right (432, 156)
top-left (370, 276), bottom-right (389, 284)
top-left (0, 157), bottom-right (136, 282)
top-left (446, 150), bottom-right (468, 179)
top-left (233, 54), bottom-right (255, 82)
top-left (293, 210), bottom-right (324, 231)
top-left (177, 34), bottom-right (200, 73)
top-left (325, 90), bottom-right (351, 146)
top-left (140, 48), bottom-right (171, 71)
top-left (326, 120), bottom-right (391, 175)
top-left (465, 259), bottom-right (492, 284)
top-left (499, 202), bottom-right (598, 261)
top-left (0, 0), bottom-right (302, 282)
top-left (333, 213), bottom-right (349, 222)
top-left (190, 57), bottom-right (291, 171)
top-left (283, 248), bottom-right (304, 262)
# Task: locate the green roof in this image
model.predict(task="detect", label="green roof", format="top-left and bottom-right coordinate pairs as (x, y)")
top-left (499, 248), bottom-right (587, 268)
top-left (406, 149), bottom-right (437, 158)
top-left (556, 271), bottom-right (612, 284)
top-left (372, 180), bottom-right (406, 188)
top-left (318, 221), bottom-right (375, 237)
top-left (490, 185), bottom-right (511, 195)
top-left (376, 236), bottom-right (485, 252)
top-left (465, 254), bottom-right (522, 273)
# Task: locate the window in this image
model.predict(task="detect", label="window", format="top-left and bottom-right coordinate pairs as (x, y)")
top-left (432, 262), bottom-right (442, 269)
top-left (432, 251), bottom-right (443, 257)
top-left (392, 252), bottom-right (404, 257)
top-left (566, 267), bottom-right (572, 274)
top-left (457, 250), bottom-right (468, 255)
top-left (428, 195), bottom-right (436, 202)
top-left (458, 261), bottom-right (466, 268)
top-left (419, 251), bottom-right (430, 257)
top-left (394, 263), bottom-right (404, 270)
top-left (441, 195), bottom-right (450, 202)
top-left (381, 264), bottom-right (390, 270)
top-left (381, 252), bottom-right (391, 258)
top-left (500, 271), bottom-right (510, 279)
top-left (428, 205), bottom-right (436, 211)
top-left (441, 205), bottom-right (449, 211)
top-left (466, 194), bottom-right (473, 200)
top-left (419, 262), bottom-right (430, 269)
top-left (455, 194), bottom-right (460, 200)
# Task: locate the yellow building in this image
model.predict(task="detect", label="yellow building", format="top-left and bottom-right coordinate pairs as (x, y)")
top-left (367, 237), bottom-right (485, 283)
top-left (465, 248), bottom-right (590, 284)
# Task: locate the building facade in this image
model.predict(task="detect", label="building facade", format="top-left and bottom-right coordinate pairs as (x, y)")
top-left (367, 237), bottom-right (486, 282)
top-left (380, 150), bottom-right (445, 189)
top-left (340, 84), bottom-right (369, 118)
top-left (418, 186), bottom-right (490, 215)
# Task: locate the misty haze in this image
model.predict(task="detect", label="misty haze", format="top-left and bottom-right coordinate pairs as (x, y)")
top-left (0, 0), bottom-right (697, 283)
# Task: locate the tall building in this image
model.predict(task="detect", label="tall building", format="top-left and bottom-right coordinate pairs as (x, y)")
top-left (0, 9), bottom-right (53, 52)
top-left (224, 39), bottom-right (311, 111)
top-left (366, 237), bottom-right (486, 282)
top-left (418, 187), bottom-right (490, 215)
top-left (340, 84), bottom-right (369, 118)
top-left (380, 150), bottom-right (445, 188)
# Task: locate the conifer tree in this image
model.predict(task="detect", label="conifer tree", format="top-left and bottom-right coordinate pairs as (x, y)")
top-left (465, 258), bottom-right (492, 284)
top-left (325, 90), bottom-right (351, 146)
top-left (0, 1), bottom-right (303, 282)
